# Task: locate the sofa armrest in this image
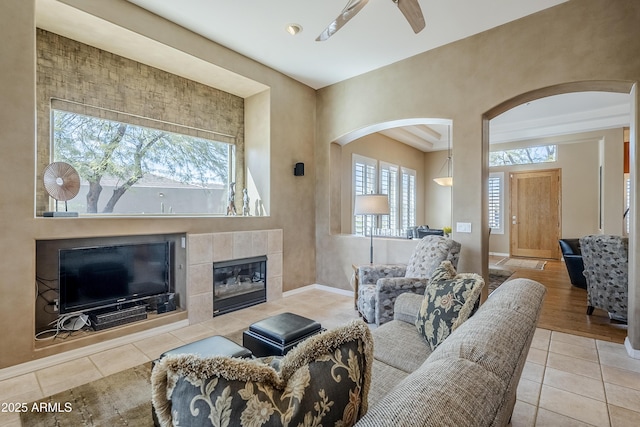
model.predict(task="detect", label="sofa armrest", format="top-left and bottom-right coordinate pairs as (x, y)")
top-left (358, 264), bottom-right (407, 285)
top-left (392, 292), bottom-right (424, 324)
top-left (375, 278), bottom-right (427, 325)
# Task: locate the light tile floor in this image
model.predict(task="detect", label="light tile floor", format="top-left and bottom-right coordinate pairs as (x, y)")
top-left (1, 288), bottom-right (639, 426)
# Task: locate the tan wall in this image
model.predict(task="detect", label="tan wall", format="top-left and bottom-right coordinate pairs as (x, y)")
top-left (0, 0), bottom-right (316, 369)
top-left (314, 0), bottom-right (640, 350)
top-left (339, 133), bottom-right (426, 233)
top-left (488, 129), bottom-right (624, 255)
top-left (424, 150), bottom-right (453, 230)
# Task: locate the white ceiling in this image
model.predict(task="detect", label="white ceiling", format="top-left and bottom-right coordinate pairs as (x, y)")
top-left (490, 91), bottom-right (631, 145)
top-left (126, 0), bottom-right (568, 90)
top-left (122, 0), bottom-right (631, 149)
top-left (36, 0), bottom-right (631, 151)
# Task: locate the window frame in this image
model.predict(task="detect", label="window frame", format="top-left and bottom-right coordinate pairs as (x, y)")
top-left (379, 161), bottom-right (399, 231)
top-left (352, 154), bottom-right (378, 235)
top-left (352, 155), bottom-right (417, 236)
top-left (400, 167), bottom-right (417, 230)
top-left (489, 144), bottom-right (557, 167)
top-left (51, 108), bottom-right (235, 216)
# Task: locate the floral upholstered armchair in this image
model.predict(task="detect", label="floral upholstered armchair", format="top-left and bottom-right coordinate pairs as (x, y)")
top-left (356, 235), bottom-right (461, 325)
top-left (579, 234), bottom-right (628, 321)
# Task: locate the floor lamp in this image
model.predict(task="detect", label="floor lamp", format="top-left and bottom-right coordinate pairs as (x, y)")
top-left (354, 194), bottom-right (390, 264)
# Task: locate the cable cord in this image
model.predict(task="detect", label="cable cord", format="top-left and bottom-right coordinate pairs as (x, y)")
top-left (34, 313), bottom-right (90, 340)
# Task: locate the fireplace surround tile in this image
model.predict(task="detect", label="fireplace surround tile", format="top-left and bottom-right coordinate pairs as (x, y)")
top-left (252, 231), bottom-right (268, 257)
top-left (188, 291), bottom-right (214, 324)
top-left (186, 229), bottom-right (283, 325)
top-left (268, 229), bottom-right (283, 254)
top-left (212, 232), bottom-right (233, 261)
top-left (188, 263), bottom-right (213, 296)
top-left (232, 231), bottom-right (253, 259)
top-left (187, 234), bottom-right (212, 265)
top-left (267, 276), bottom-right (283, 302)
top-left (267, 252), bottom-right (283, 279)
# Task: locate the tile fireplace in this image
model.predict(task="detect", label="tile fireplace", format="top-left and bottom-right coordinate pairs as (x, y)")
top-left (212, 256), bottom-right (267, 316)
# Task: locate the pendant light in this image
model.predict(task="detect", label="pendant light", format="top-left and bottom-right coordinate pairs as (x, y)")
top-left (433, 126), bottom-right (453, 187)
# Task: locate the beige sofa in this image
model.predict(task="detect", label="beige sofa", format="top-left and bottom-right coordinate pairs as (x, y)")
top-left (355, 278), bottom-right (546, 427)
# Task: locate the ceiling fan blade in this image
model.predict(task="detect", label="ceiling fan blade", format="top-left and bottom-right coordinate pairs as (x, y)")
top-left (316, 0), bottom-right (370, 42)
top-left (395, 0), bottom-right (426, 34)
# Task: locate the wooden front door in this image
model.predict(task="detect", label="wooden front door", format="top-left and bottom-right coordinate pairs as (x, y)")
top-left (510, 169), bottom-right (561, 259)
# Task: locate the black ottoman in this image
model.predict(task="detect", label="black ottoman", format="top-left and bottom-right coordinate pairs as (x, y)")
top-left (242, 312), bottom-right (322, 357)
top-left (158, 335), bottom-right (253, 360)
top-left (153, 335), bottom-right (252, 426)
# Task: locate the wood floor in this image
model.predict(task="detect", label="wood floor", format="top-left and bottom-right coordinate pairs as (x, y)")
top-left (490, 256), bottom-right (628, 344)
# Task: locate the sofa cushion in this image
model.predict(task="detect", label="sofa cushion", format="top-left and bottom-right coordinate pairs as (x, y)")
top-left (151, 320), bottom-right (373, 427)
top-left (371, 319), bottom-right (431, 373)
top-left (415, 261), bottom-right (484, 350)
top-left (366, 360), bottom-right (409, 408)
top-left (355, 357), bottom-right (505, 427)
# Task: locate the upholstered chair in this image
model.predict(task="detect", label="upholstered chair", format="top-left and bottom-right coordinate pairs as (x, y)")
top-left (558, 238), bottom-right (587, 289)
top-left (579, 234), bottom-right (628, 321)
top-left (357, 235), bottom-right (461, 325)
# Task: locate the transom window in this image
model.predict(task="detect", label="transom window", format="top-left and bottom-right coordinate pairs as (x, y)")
top-left (52, 109), bottom-right (233, 215)
top-left (489, 144), bottom-right (557, 167)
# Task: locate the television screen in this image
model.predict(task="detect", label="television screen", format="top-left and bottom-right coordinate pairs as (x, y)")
top-left (59, 241), bottom-right (171, 314)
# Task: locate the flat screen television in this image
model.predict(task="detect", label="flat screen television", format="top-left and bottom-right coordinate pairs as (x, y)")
top-left (58, 241), bottom-right (171, 314)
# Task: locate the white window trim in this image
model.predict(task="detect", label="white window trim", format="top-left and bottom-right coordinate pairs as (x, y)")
top-left (488, 172), bottom-right (505, 234)
top-left (400, 167), bottom-right (417, 230)
top-left (352, 154), bottom-right (378, 235)
top-left (379, 161), bottom-right (399, 231)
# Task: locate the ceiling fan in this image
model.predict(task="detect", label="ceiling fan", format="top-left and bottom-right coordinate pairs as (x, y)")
top-left (316, 0), bottom-right (426, 41)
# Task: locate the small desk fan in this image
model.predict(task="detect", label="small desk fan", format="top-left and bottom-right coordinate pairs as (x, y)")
top-left (43, 161), bottom-right (80, 217)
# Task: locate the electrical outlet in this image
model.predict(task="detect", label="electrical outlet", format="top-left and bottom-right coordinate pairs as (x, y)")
top-left (53, 298), bottom-right (59, 312)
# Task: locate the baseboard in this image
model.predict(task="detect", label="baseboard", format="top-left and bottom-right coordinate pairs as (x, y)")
top-left (489, 252), bottom-right (509, 257)
top-left (0, 319), bottom-right (189, 382)
top-left (283, 284), bottom-right (353, 298)
top-left (625, 337), bottom-right (640, 359)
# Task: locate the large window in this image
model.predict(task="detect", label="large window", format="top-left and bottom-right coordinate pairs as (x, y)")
top-left (353, 155), bottom-right (416, 236)
top-left (52, 109), bottom-right (233, 215)
top-left (488, 172), bottom-right (504, 234)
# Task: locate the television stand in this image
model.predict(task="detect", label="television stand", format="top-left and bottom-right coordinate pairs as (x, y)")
top-left (88, 305), bottom-right (147, 331)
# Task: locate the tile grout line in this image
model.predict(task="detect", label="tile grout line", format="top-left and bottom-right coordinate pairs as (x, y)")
top-left (541, 331), bottom-right (608, 426)
top-left (595, 337), bottom-right (613, 427)
top-left (534, 332), bottom-right (550, 426)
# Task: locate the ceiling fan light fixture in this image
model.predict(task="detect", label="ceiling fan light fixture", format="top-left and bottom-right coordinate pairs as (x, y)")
top-left (285, 23), bottom-right (303, 36)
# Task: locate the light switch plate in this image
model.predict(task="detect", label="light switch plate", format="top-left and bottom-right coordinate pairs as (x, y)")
top-left (456, 222), bottom-right (472, 233)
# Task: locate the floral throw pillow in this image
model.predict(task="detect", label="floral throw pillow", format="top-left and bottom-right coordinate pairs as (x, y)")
top-left (415, 261), bottom-right (484, 351)
top-left (152, 320), bottom-right (373, 427)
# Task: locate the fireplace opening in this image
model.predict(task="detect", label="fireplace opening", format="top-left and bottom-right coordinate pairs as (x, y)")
top-left (212, 256), bottom-right (267, 316)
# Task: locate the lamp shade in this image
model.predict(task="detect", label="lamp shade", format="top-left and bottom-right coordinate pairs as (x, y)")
top-left (354, 194), bottom-right (390, 215)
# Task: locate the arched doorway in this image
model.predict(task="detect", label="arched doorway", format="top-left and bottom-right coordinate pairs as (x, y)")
top-left (481, 81), bottom-right (639, 356)
top-left (331, 118), bottom-right (453, 236)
